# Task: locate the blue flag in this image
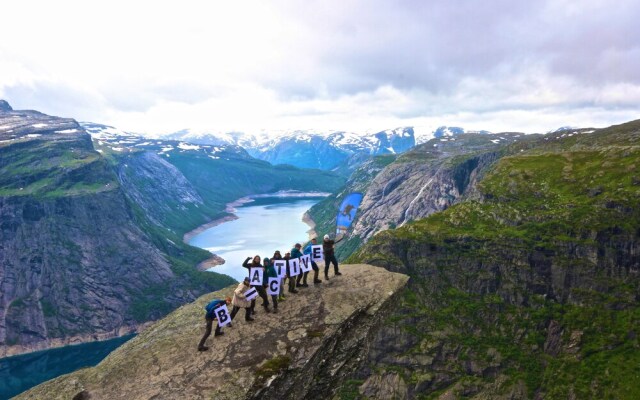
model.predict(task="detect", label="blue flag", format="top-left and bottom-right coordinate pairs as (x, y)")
top-left (336, 193), bottom-right (363, 235)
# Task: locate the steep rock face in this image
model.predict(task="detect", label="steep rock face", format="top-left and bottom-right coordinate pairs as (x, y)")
top-left (0, 105), bottom-right (234, 357)
top-left (307, 133), bottom-right (527, 259)
top-left (117, 151), bottom-right (208, 228)
top-left (18, 264), bottom-right (409, 400)
top-left (346, 121), bottom-right (640, 398)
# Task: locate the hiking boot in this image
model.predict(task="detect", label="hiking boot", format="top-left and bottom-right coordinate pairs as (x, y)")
top-left (214, 331), bottom-right (224, 337)
top-left (313, 279), bottom-right (322, 284)
top-left (228, 322), bottom-right (233, 328)
top-left (246, 317), bottom-right (255, 322)
top-left (198, 346), bottom-right (209, 352)
top-left (301, 283), bottom-right (309, 287)
top-left (263, 306), bottom-right (271, 313)
top-left (324, 274), bottom-right (330, 280)
top-left (335, 271), bottom-right (342, 276)
top-left (273, 308), bottom-right (278, 314)
top-left (290, 289), bottom-right (299, 294)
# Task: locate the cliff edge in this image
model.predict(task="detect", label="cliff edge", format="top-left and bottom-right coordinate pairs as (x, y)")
top-left (18, 264), bottom-right (409, 400)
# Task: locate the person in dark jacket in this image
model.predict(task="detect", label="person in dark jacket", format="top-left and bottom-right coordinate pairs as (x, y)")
top-left (264, 257), bottom-right (279, 313)
top-left (272, 250), bottom-right (285, 301)
top-left (303, 238), bottom-right (322, 284)
top-left (198, 296), bottom-right (231, 351)
top-left (292, 243), bottom-right (309, 287)
top-left (242, 255), bottom-right (271, 314)
top-left (284, 251), bottom-right (299, 294)
top-left (323, 234), bottom-right (343, 280)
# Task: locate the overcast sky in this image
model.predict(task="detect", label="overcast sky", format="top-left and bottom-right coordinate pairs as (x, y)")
top-left (1, 0), bottom-right (639, 136)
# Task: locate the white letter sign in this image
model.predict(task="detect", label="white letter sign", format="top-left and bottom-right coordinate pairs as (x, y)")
top-left (311, 245), bottom-right (324, 262)
top-left (267, 277), bottom-right (280, 295)
top-left (274, 260), bottom-right (287, 278)
top-left (214, 304), bottom-right (231, 327)
top-left (249, 267), bottom-right (263, 286)
top-left (289, 258), bottom-right (300, 277)
top-left (300, 255), bottom-right (312, 273)
top-left (245, 287), bottom-right (258, 301)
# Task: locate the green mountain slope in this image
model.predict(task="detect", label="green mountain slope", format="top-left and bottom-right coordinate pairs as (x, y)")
top-left (347, 121), bottom-right (640, 398)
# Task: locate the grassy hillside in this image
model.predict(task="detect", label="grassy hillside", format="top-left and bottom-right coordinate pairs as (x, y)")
top-left (348, 121), bottom-right (640, 398)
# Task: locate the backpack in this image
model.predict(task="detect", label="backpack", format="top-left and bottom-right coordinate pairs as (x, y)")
top-left (205, 299), bottom-right (224, 315)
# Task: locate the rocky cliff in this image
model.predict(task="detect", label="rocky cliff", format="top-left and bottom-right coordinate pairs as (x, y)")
top-left (345, 121), bottom-right (640, 398)
top-left (307, 132), bottom-right (530, 259)
top-left (17, 264), bottom-right (409, 400)
top-left (0, 104), bottom-right (235, 357)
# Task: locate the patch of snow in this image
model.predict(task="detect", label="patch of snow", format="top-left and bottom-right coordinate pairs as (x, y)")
top-left (178, 142), bottom-right (201, 151)
top-left (111, 147), bottom-right (125, 152)
top-left (56, 129), bottom-right (78, 133)
top-left (208, 155), bottom-right (220, 160)
top-left (583, 130), bottom-right (595, 134)
top-left (135, 142), bottom-right (152, 146)
top-left (96, 149), bottom-right (104, 153)
top-left (32, 123), bottom-right (48, 128)
top-left (159, 146), bottom-right (174, 153)
top-left (490, 139), bottom-right (500, 144)
top-left (26, 134), bottom-right (42, 138)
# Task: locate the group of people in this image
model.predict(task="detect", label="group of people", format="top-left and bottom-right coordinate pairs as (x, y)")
top-left (197, 233), bottom-right (342, 351)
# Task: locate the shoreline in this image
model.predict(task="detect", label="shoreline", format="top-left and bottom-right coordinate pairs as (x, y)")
top-left (0, 321), bottom-right (154, 359)
top-left (183, 191), bottom-right (328, 268)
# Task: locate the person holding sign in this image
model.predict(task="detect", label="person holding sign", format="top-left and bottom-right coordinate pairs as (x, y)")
top-left (264, 257), bottom-right (279, 313)
top-left (292, 243), bottom-right (309, 288)
top-left (198, 296), bottom-right (232, 352)
top-left (284, 251), bottom-right (299, 294)
top-left (272, 250), bottom-right (286, 301)
top-left (323, 234), bottom-right (343, 279)
top-left (303, 238), bottom-right (322, 284)
top-left (243, 256), bottom-right (271, 314)
top-left (230, 277), bottom-right (254, 322)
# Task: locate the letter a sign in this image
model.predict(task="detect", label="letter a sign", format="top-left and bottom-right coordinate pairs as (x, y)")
top-left (250, 267), bottom-right (263, 286)
top-left (214, 304), bottom-right (231, 327)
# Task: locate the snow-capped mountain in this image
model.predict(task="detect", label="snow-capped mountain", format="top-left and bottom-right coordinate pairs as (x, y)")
top-left (168, 127), bottom-right (416, 170)
top-left (80, 122), bottom-right (250, 160)
top-left (415, 126), bottom-right (491, 144)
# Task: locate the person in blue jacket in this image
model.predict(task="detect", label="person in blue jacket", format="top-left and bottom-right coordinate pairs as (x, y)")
top-left (292, 243), bottom-right (308, 287)
top-left (303, 238), bottom-right (322, 284)
top-left (198, 296), bottom-right (231, 351)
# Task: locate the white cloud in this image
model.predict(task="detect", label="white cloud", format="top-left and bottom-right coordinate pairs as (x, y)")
top-left (0, 0), bottom-right (639, 135)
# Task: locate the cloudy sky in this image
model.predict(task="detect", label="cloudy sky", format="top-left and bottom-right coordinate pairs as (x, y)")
top-left (1, 0), bottom-right (639, 136)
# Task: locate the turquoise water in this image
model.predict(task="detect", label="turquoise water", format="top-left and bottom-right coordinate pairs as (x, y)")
top-left (0, 334), bottom-right (134, 399)
top-left (188, 197), bottom-right (324, 282)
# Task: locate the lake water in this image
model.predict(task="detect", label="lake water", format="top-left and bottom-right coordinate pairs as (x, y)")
top-left (188, 196), bottom-right (324, 282)
top-left (0, 334), bottom-right (134, 399)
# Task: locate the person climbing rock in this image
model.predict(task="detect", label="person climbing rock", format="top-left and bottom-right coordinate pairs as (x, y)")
top-left (230, 277), bottom-right (254, 322)
top-left (323, 233), bottom-right (343, 280)
top-left (198, 296), bottom-right (231, 351)
top-left (303, 237), bottom-right (322, 284)
top-left (292, 243), bottom-right (308, 287)
top-left (242, 255), bottom-right (271, 314)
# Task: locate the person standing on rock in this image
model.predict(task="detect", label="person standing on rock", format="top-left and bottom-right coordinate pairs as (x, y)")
top-left (198, 296), bottom-right (232, 352)
top-left (303, 237), bottom-right (322, 284)
top-left (272, 250), bottom-right (286, 301)
top-left (323, 234), bottom-right (343, 280)
top-left (284, 251), bottom-right (299, 294)
top-left (242, 255), bottom-right (271, 314)
top-left (264, 257), bottom-right (279, 313)
top-left (230, 277), bottom-right (255, 322)
top-left (292, 243), bottom-right (308, 288)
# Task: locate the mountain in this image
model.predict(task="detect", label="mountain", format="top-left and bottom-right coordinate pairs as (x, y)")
top-left (167, 127), bottom-right (416, 172)
top-left (307, 131), bottom-right (532, 259)
top-left (17, 264), bottom-right (409, 400)
top-left (340, 121), bottom-right (639, 398)
top-left (81, 122), bottom-right (345, 236)
top-left (0, 104), bottom-right (236, 357)
top-left (0, 106), bottom-right (345, 358)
